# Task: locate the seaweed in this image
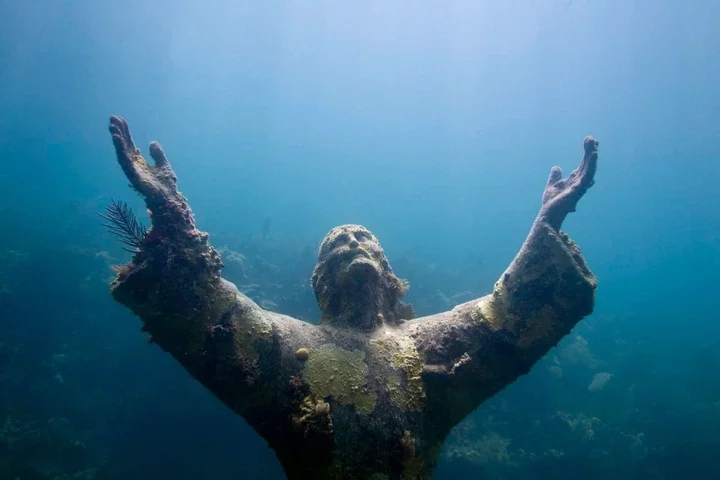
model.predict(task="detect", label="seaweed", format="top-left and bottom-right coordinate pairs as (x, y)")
top-left (98, 199), bottom-right (147, 252)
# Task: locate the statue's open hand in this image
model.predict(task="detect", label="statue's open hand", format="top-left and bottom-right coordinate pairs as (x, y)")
top-left (540, 136), bottom-right (599, 230)
top-left (109, 115), bottom-right (179, 206)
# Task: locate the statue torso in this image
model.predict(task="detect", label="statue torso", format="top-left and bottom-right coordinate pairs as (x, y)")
top-left (227, 314), bottom-right (441, 480)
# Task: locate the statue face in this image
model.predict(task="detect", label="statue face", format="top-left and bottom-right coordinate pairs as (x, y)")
top-left (317, 225), bottom-right (390, 285)
top-left (311, 224), bottom-right (407, 329)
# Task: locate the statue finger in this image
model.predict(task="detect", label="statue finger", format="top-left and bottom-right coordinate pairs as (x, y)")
top-left (546, 166), bottom-right (563, 187)
top-left (578, 136), bottom-right (599, 189)
top-left (149, 141), bottom-right (170, 168)
top-left (109, 115), bottom-right (149, 193)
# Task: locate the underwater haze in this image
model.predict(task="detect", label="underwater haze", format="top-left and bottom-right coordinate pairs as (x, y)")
top-left (1, 0), bottom-right (719, 478)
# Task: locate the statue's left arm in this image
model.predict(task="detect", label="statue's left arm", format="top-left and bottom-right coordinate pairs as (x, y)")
top-left (402, 137), bottom-right (599, 427)
top-left (103, 116), bottom-right (328, 421)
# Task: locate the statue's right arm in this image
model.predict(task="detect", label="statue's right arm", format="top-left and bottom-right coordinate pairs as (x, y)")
top-left (400, 136), bottom-right (599, 430)
top-left (105, 116), bottom-right (325, 415)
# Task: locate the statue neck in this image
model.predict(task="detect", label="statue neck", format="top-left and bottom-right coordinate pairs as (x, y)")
top-left (319, 287), bottom-right (413, 331)
top-left (321, 300), bottom-right (385, 331)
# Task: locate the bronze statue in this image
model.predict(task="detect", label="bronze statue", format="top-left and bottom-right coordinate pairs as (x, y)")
top-left (105, 115), bottom-right (599, 479)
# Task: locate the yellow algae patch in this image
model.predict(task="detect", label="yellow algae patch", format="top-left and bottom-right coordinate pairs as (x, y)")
top-left (388, 336), bottom-right (425, 411)
top-left (471, 289), bottom-right (509, 331)
top-left (303, 344), bottom-right (376, 414)
top-left (370, 335), bottom-right (391, 354)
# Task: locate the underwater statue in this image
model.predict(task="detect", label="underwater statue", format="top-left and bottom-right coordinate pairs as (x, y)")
top-left (104, 115), bottom-right (599, 479)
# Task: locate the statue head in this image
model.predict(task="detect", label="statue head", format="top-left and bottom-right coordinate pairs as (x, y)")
top-left (311, 224), bottom-right (414, 330)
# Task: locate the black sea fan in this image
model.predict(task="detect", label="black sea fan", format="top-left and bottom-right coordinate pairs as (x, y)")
top-left (98, 199), bottom-right (148, 252)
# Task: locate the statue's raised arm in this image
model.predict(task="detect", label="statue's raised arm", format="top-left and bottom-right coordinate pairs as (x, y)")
top-left (105, 116), bottom-right (327, 427)
top-left (402, 137), bottom-right (599, 429)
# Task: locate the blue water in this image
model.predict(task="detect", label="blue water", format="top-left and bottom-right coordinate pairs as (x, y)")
top-left (1, 1), bottom-right (719, 478)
